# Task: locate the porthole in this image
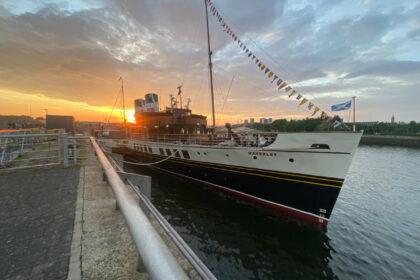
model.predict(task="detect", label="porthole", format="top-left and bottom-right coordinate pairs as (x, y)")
top-left (197, 152), bottom-right (201, 155)
top-left (204, 152), bottom-right (207, 155)
top-left (226, 154), bottom-right (229, 157)
top-left (289, 158), bottom-right (294, 163)
top-left (253, 156), bottom-right (257, 160)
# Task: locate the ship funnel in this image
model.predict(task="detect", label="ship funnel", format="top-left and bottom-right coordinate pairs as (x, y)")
top-left (134, 98), bottom-right (146, 114)
top-left (145, 93), bottom-right (159, 112)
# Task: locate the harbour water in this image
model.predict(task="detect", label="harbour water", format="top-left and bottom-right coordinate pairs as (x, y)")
top-left (129, 146), bottom-right (420, 279)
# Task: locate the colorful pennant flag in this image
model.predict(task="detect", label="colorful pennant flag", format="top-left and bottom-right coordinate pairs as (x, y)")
top-left (278, 82), bottom-right (287, 89)
top-left (284, 86), bottom-right (292, 92)
top-left (271, 75), bottom-right (278, 83)
top-left (308, 102), bottom-right (314, 110)
top-left (299, 98), bottom-right (308, 106)
top-left (288, 90), bottom-right (296, 98)
top-left (312, 107), bottom-right (320, 116)
top-left (276, 79), bottom-right (283, 86)
top-left (296, 94), bottom-right (302, 100)
top-left (268, 72), bottom-right (274, 78)
top-left (264, 68), bottom-right (270, 74)
top-left (261, 65), bottom-right (266, 70)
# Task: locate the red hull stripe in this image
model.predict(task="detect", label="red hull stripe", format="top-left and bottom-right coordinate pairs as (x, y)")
top-left (151, 165), bottom-right (329, 227)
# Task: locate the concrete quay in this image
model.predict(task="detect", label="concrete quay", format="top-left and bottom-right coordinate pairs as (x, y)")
top-left (1, 143), bottom-right (204, 279)
top-left (360, 134), bottom-right (420, 148)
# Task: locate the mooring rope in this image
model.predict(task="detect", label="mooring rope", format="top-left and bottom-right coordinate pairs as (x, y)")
top-left (103, 144), bottom-right (184, 166)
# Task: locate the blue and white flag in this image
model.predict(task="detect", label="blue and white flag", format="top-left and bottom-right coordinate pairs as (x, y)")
top-left (331, 100), bottom-right (352, 111)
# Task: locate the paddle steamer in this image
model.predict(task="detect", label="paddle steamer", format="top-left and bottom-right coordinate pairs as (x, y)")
top-left (114, 0), bottom-right (362, 226)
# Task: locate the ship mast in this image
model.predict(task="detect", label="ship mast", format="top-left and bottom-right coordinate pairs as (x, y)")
top-left (118, 76), bottom-right (127, 137)
top-left (204, 0), bottom-right (216, 130)
top-left (119, 76), bottom-right (126, 126)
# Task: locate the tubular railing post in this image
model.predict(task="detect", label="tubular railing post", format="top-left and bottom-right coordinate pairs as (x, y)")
top-left (63, 134), bottom-right (68, 168)
top-left (58, 135), bottom-right (62, 164)
top-left (73, 141), bottom-right (77, 164)
top-left (1, 137), bottom-right (8, 165)
top-left (20, 134), bottom-right (25, 155)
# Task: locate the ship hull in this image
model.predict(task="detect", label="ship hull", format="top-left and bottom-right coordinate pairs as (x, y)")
top-left (110, 132), bottom-right (362, 227)
top-left (123, 150), bottom-right (340, 226)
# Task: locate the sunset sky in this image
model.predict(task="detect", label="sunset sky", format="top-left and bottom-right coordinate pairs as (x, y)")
top-left (0, 0), bottom-right (419, 124)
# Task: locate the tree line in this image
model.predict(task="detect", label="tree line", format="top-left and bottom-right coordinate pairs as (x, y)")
top-left (249, 118), bottom-right (420, 136)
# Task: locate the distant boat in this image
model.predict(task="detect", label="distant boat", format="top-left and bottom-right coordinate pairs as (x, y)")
top-left (113, 1), bottom-right (362, 227)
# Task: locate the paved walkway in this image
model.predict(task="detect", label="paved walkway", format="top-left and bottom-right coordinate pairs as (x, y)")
top-left (69, 156), bottom-right (144, 279)
top-left (0, 166), bottom-right (80, 280)
top-left (0, 143), bottom-right (201, 280)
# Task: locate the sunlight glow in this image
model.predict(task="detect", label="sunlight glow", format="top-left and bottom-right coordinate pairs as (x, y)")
top-left (126, 109), bottom-right (136, 123)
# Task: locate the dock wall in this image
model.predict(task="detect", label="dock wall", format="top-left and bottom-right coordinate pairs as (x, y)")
top-left (360, 135), bottom-right (420, 148)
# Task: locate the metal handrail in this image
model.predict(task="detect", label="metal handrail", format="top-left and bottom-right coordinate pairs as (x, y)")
top-left (90, 137), bottom-right (188, 280)
top-left (0, 133), bottom-right (59, 138)
top-left (103, 152), bottom-right (217, 280)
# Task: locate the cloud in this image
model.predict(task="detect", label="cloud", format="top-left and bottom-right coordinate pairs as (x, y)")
top-left (407, 28), bottom-right (420, 40)
top-left (0, 0), bottom-right (419, 122)
top-left (344, 60), bottom-right (420, 79)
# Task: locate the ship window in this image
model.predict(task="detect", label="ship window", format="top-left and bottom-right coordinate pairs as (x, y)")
top-left (159, 148), bottom-right (165, 155)
top-left (148, 147), bottom-right (153, 153)
top-left (197, 152), bottom-right (201, 155)
top-left (226, 154), bottom-right (229, 157)
top-left (181, 150), bottom-right (190, 159)
top-left (204, 152), bottom-right (207, 155)
top-left (310, 144), bottom-right (330, 149)
top-left (173, 149), bottom-right (181, 158)
top-left (253, 156), bottom-right (257, 160)
top-left (166, 149), bottom-right (172, 156)
top-left (289, 158), bottom-right (294, 163)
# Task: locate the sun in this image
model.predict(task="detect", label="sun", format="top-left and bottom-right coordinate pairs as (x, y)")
top-left (126, 109), bottom-right (136, 123)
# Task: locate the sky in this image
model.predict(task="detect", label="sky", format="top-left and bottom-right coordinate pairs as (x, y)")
top-left (0, 0), bottom-right (419, 124)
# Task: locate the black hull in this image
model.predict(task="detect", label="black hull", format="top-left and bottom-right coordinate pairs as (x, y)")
top-left (116, 148), bottom-right (344, 226)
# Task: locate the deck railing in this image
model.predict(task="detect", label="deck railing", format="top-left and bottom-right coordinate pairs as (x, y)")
top-left (128, 132), bottom-right (278, 148)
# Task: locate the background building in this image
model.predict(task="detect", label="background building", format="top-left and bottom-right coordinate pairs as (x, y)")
top-left (46, 115), bottom-right (74, 133)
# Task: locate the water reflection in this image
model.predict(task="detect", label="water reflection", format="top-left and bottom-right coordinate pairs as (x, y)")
top-left (129, 165), bottom-right (337, 279)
